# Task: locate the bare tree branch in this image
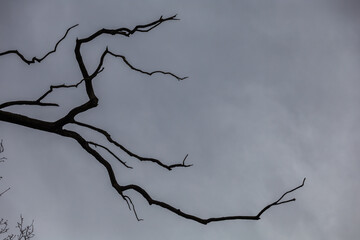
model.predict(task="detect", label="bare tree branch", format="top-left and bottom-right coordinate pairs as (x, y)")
top-left (73, 121), bottom-right (192, 170)
top-left (0, 15), bottom-right (306, 225)
top-left (119, 179), bottom-right (306, 224)
top-left (0, 24), bottom-right (78, 65)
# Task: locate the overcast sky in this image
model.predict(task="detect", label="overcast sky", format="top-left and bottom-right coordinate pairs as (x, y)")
top-left (0, 0), bottom-right (359, 239)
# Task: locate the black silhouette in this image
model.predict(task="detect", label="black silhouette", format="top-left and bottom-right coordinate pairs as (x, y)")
top-left (0, 15), bottom-right (305, 224)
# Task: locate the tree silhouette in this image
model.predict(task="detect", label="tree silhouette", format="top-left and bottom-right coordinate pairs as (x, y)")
top-left (0, 15), bottom-right (305, 224)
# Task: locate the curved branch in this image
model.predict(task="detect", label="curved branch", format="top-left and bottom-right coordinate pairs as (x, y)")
top-left (120, 179), bottom-right (306, 224)
top-left (0, 24), bottom-right (78, 65)
top-left (57, 128), bottom-right (305, 224)
top-left (90, 48), bottom-right (187, 82)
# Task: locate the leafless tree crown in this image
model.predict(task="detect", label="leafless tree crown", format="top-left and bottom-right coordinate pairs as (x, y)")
top-left (0, 15), bottom-right (305, 224)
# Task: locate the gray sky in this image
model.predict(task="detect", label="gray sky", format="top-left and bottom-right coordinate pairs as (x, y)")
top-left (0, 0), bottom-right (359, 239)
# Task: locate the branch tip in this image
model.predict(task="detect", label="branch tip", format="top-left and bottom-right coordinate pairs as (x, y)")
top-left (182, 154), bottom-right (189, 164)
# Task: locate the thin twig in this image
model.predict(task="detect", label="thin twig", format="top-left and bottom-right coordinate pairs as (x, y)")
top-left (0, 24), bottom-right (78, 65)
top-left (88, 141), bottom-right (132, 169)
top-left (107, 49), bottom-right (188, 81)
top-left (0, 187), bottom-right (10, 197)
top-left (123, 195), bottom-right (143, 221)
top-left (256, 178), bottom-right (306, 218)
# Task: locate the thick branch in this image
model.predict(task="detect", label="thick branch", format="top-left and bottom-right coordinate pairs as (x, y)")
top-left (0, 24), bottom-right (78, 65)
top-left (0, 110), bottom-right (59, 132)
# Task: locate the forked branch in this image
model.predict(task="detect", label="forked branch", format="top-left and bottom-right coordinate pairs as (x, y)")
top-left (0, 79), bottom-right (85, 110)
top-left (73, 121), bottom-right (192, 170)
